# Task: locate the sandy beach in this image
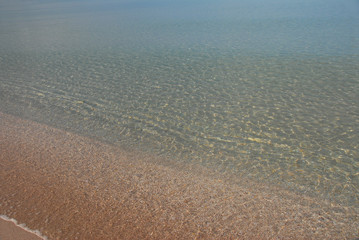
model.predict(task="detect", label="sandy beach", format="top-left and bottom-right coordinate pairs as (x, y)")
top-left (0, 111), bottom-right (358, 239)
top-left (0, 216), bottom-right (45, 240)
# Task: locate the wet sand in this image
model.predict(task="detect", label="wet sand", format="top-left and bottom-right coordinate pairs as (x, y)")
top-left (0, 111), bottom-right (358, 239)
top-left (0, 216), bottom-right (45, 240)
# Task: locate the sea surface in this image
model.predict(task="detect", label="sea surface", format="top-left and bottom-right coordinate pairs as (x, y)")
top-left (1, 0), bottom-right (358, 206)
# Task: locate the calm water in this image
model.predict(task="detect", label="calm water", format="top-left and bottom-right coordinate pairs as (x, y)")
top-left (1, 0), bottom-right (359, 206)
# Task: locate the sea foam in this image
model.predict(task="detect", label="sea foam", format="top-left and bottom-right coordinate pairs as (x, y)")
top-left (0, 215), bottom-right (48, 240)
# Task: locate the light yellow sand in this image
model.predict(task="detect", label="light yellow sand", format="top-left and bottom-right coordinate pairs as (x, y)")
top-left (0, 112), bottom-right (358, 239)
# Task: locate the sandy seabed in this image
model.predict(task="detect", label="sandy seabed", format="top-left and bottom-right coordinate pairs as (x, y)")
top-left (0, 111), bottom-right (358, 239)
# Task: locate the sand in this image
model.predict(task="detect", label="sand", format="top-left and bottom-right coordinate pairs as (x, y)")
top-left (0, 216), bottom-right (45, 240)
top-left (0, 111), bottom-right (358, 239)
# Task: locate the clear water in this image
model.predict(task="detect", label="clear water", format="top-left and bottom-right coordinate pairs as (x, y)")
top-left (1, 0), bottom-right (358, 206)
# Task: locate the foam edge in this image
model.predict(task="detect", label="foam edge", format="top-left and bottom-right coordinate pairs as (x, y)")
top-left (0, 215), bottom-right (48, 240)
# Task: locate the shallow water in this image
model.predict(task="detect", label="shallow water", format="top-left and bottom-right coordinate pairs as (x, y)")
top-left (1, 0), bottom-right (359, 206)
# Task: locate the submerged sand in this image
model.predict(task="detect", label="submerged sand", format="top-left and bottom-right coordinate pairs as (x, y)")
top-left (0, 111), bottom-right (358, 239)
top-left (0, 216), bottom-right (45, 240)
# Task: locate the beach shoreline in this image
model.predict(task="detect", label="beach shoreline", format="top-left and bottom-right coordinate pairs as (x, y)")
top-left (0, 215), bottom-right (46, 240)
top-left (1, 111), bottom-right (358, 239)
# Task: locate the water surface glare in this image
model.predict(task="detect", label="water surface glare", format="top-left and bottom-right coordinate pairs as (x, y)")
top-left (1, 0), bottom-right (359, 207)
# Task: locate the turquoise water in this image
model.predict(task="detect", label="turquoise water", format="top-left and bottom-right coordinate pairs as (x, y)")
top-left (1, 0), bottom-right (359, 206)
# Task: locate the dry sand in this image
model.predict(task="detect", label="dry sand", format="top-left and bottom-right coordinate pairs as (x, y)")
top-left (0, 111), bottom-right (358, 239)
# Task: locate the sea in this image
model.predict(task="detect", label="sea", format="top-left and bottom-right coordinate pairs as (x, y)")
top-left (0, 0), bottom-right (358, 207)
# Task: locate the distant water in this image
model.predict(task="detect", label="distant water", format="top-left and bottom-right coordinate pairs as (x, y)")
top-left (1, 0), bottom-right (358, 206)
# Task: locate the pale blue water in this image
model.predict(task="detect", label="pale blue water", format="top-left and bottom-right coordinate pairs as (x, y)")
top-left (0, 0), bottom-right (358, 206)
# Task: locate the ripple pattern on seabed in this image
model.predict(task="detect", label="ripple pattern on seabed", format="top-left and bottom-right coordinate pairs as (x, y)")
top-left (0, 50), bottom-right (358, 206)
